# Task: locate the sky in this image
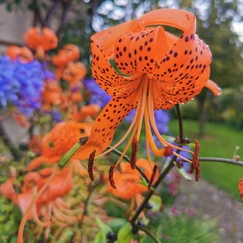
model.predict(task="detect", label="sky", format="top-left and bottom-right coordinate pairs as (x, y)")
top-left (93, 0), bottom-right (243, 42)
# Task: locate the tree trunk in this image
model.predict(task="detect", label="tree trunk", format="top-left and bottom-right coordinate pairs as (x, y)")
top-left (0, 121), bottom-right (22, 161)
top-left (196, 90), bottom-right (208, 137)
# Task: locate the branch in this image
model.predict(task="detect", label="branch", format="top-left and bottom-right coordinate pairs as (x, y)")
top-left (129, 155), bottom-right (176, 223)
top-left (175, 104), bottom-right (183, 142)
top-left (79, 183), bottom-right (96, 225)
top-left (56, 0), bottom-right (73, 37)
top-left (199, 157), bottom-right (243, 166)
top-left (133, 223), bottom-right (161, 243)
top-left (44, 0), bottom-right (61, 27)
top-left (32, 0), bottom-right (44, 27)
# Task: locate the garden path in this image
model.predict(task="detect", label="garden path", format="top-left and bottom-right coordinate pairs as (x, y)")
top-left (173, 179), bottom-right (243, 243)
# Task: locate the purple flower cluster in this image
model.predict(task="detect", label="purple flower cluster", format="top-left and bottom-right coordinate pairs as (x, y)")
top-left (83, 78), bottom-right (111, 107)
top-left (0, 56), bottom-right (45, 117)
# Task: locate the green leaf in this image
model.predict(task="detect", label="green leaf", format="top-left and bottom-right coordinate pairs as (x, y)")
top-left (95, 217), bottom-right (112, 235)
top-left (6, 3), bottom-right (12, 12)
top-left (173, 162), bottom-right (192, 181)
top-left (108, 59), bottom-right (132, 77)
top-left (149, 195), bottom-right (162, 212)
top-left (10, 236), bottom-right (17, 243)
top-left (117, 223), bottom-right (133, 243)
top-left (93, 231), bottom-right (106, 243)
top-left (138, 176), bottom-right (148, 187)
top-left (107, 218), bottom-right (127, 231)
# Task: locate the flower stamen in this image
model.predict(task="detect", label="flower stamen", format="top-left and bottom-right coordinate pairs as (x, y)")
top-left (88, 150), bottom-right (96, 181)
top-left (190, 139), bottom-right (200, 181)
top-left (109, 165), bottom-right (116, 189)
top-left (130, 137), bottom-right (138, 169)
top-left (148, 164), bottom-right (158, 189)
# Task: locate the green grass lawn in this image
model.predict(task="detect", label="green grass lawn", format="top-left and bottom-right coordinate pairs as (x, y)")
top-left (169, 119), bottom-right (243, 200)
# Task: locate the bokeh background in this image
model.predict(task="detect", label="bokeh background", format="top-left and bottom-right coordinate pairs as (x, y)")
top-left (1, 1), bottom-right (243, 242)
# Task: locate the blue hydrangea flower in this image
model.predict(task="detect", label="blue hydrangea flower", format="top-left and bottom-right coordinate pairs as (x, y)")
top-left (83, 78), bottom-right (111, 107)
top-left (12, 60), bottom-right (45, 116)
top-left (0, 56), bottom-right (20, 107)
top-left (0, 56), bottom-right (45, 117)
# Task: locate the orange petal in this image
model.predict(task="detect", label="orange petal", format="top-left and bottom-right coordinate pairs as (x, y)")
top-left (16, 190), bottom-right (35, 219)
top-left (41, 28), bottom-right (58, 51)
top-left (152, 81), bottom-right (174, 110)
top-left (205, 79), bottom-right (222, 96)
top-left (27, 156), bottom-right (49, 171)
top-left (153, 27), bottom-right (212, 107)
top-left (0, 178), bottom-right (17, 201)
top-left (162, 66), bottom-right (211, 105)
top-left (113, 26), bottom-right (169, 75)
top-left (37, 168), bottom-right (73, 204)
top-left (22, 172), bottom-right (41, 192)
top-left (24, 27), bottom-right (41, 49)
top-left (91, 37), bottom-right (141, 91)
top-left (140, 9), bottom-right (196, 32)
top-left (72, 94), bottom-right (140, 160)
top-left (91, 19), bottom-right (140, 59)
top-left (62, 44), bottom-right (80, 61)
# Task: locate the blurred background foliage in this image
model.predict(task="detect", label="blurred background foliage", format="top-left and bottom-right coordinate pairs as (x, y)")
top-left (0, 1), bottom-right (242, 241)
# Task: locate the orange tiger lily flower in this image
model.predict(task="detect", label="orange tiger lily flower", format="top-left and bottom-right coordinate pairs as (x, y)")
top-left (52, 44), bottom-right (80, 67)
top-left (1, 167), bottom-right (75, 242)
top-left (70, 91), bottom-right (83, 103)
top-left (28, 135), bottom-right (42, 155)
top-left (52, 51), bottom-right (70, 68)
top-left (62, 44), bottom-right (80, 61)
top-left (52, 44), bottom-right (80, 80)
top-left (27, 122), bottom-right (92, 171)
top-left (62, 62), bottom-right (87, 87)
top-left (24, 27), bottom-right (58, 58)
top-left (107, 159), bottom-right (158, 199)
top-left (68, 104), bottom-right (101, 122)
top-left (19, 168), bottom-right (72, 219)
top-left (72, 9), bottom-right (221, 171)
top-left (6, 46), bottom-right (33, 62)
top-left (42, 80), bottom-right (62, 111)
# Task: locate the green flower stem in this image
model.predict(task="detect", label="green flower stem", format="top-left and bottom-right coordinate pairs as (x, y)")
top-left (58, 141), bottom-right (82, 168)
top-left (79, 183), bottom-right (97, 225)
top-left (199, 157), bottom-right (243, 166)
top-left (134, 223), bottom-right (161, 243)
top-left (110, 146), bottom-right (149, 183)
top-left (130, 156), bottom-right (175, 223)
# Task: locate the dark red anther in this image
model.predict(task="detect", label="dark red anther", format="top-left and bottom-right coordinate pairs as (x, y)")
top-left (130, 137), bottom-right (138, 169)
top-left (109, 165), bottom-right (116, 189)
top-left (79, 136), bottom-right (89, 145)
top-left (190, 139), bottom-right (200, 181)
top-left (148, 165), bottom-right (158, 189)
top-left (196, 166), bottom-right (200, 182)
top-left (88, 150), bottom-right (96, 181)
top-left (164, 146), bottom-right (173, 156)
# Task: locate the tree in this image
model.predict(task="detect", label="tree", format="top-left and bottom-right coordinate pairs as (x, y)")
top-left (178, 0), bottom-right (243, 136)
